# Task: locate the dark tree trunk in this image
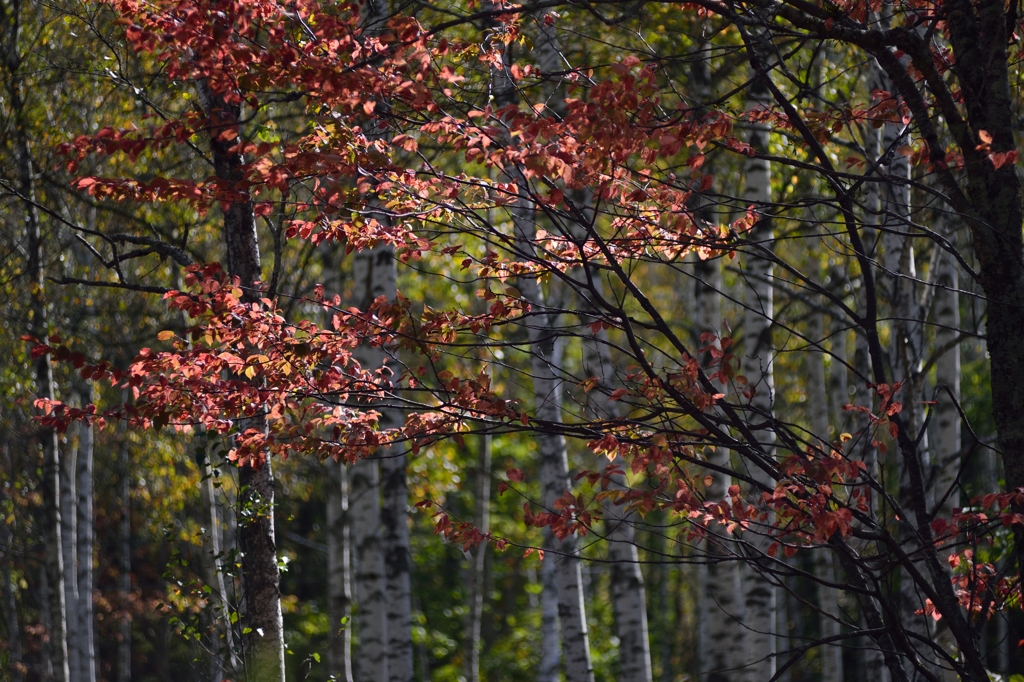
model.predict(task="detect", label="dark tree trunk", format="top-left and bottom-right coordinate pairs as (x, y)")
top-left (2, 444), bottom-right (23, 682)
top-left (195, 78), bottom-right (285, 682)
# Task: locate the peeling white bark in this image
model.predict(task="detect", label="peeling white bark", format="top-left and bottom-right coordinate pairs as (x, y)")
top-left (512, 192), bottom-right (595, 682)
top-left (538, 539), bottom-right (561, 682)
top-left (932, 225), bottom-right (961, 682)
top-left (327, 459), bottom-right (354, 682)
top-left (61, 429), bottom-right (80, 682)
top-left (577, 257), bottom-right (653, 682)
top-left (486, 15), bottom-right (594, 682)
top-left (348, 244), bottom-right (396, 682)
top-left (739, 51), bottom-right (777, 682)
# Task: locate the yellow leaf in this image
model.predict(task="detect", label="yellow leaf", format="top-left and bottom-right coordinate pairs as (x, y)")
top-left (157, 330), bottom-right (175, 341)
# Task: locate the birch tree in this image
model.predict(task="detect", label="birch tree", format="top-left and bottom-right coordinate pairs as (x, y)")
top-left (872, 49), bottom-right (940, 676)
top-left (326, 457), bottom-right (354, 682)
top-left (687, 30), bottom-right (745, 682)
top-left (496, 16), bottom-right (597, 682)
top-left (931, 218), bottom-right (961, 682)
top-left (348, 243), bottom-right (394, 682)
top-left (807, 310), bottom-right (844, 682)
top-left (464, 434), bottom-right (491, 682)
top-left (61, 418), bottom-right (80, 682)
top-left (6, 7), bottom-right (71, 673)
top-left (514, 252), bottom-right (595, 682)
top-left (538, 534), bottom-right (561, 682)
top-left (356, 2), bottom-right (415, 677)
top-left (738, 26), bottom-right (776, 682)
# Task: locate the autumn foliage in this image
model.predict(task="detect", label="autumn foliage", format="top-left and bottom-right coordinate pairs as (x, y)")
top-left (16, 0), bottom-right (1024, 678)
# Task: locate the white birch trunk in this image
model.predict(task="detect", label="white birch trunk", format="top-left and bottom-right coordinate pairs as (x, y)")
top-left (806, 310), bottom-right (844, 682)
top-left (348, 244), bottom-right (396, 682)
top-left (690, 132), bottom-right (741, 681)
top-left (534, 335), bottom-right (595, 682)
top-left (350, 456), bottom-right (388, 682)
top-left (488, 15), bottom-right (593, 682)
top-left (933, 241), bottom-right (961, 516)
top-left (18, 69), bottom-right (70, 682)
top-left (380, 418), bottom-right (413, 682)
top-left (544, 14), bottom-right (650, 678)
top-left (815, 552), bottom-right (844, 682)
top-left (827, 303), bottom-right (851, 682)
top-left (200, 459), bottom-right (237, 680)
top-left (828, 268), bottom-right (851, 434)
top-left (538, 539), bottom-right (561, 682)
top-left (586, 390), bottom-right (653, 682)
top-left (932, 236), bottom-right (961, 682)
top-left (699, 445), bottom-right (744, 682)
top-left (6, 16), bottom-right (51, 675)
top-left (327, 459), bottom-right (354, 682)
top-left (881, 117), bottom-right (929, 462)
top-left (199, 469), bottom-right (222, 682)
top-left (688, 39), bottom-right (745, 678)
top-left (933, 259), bottom-right (960, 508)
top-left (355, 0), bottom-right (414, 670)
top-left (695, 258), bottom-right (744, 682)
top-left (512, 195), bottom-right (595, 682)
top-left (877, 75), bottom-right (936, 678)
top-left (739, 52), bottom-right (777, 682)
top-left (856, 107), bottom-right (891, 682)
top-left (851, 334), bottom-right (890, 681)
top-left (365, 242), bottom-right (413, 682)
top-left (578, 264), bottom-right (653, 682)
top-left (61, 429), bottom-right (80, 682)
top-left (995, 613), bottom-right (1010, 675)
top-left (75, 386), bottom-right (96, 682)
top-left (807, 312), bottom-right (830, 449)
